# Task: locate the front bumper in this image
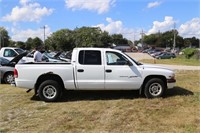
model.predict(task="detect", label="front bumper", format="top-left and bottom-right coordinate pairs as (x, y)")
top-left (167, 79), bottom-right (176, 89)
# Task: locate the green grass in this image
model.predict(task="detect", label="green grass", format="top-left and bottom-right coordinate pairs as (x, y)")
top-left (140, 56), bottom-right (200, 66)
top-left (0, 70), bottom-right (200, 133)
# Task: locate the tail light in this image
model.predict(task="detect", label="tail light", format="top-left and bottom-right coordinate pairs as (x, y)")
top-left (14, 68), bottom-right (18, 78)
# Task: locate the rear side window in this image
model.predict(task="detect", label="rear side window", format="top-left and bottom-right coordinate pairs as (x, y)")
top-left (79, 50), bottom-right (101, 65)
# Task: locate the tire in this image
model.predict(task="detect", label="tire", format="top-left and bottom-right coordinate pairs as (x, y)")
top-left (4, 72), bottom-right (14, 84)
top-left (38, 80), bottom-right (62, 102)
top-left (144, 78), bottom-right (166, 98)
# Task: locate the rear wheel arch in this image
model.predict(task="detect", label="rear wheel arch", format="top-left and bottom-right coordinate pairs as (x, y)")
top-left (35, 73), bottom-right (64, 95)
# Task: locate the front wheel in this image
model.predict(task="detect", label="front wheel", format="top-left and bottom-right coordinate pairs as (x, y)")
top-left (38, 80), bottom-right (62, 102)
top-left (144, 78), bottom-right (166, 98)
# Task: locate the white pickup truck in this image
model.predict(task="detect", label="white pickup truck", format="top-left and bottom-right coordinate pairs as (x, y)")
top-left (0, 47), bottom-right (25, 61)
top-left (14, 48), bottom-right (176, 102)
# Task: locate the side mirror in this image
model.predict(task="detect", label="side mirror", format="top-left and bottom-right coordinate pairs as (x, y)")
top-left (116, 59), bottom-right (132, 66)
top-left (45, 59), bottom-right (49, 62)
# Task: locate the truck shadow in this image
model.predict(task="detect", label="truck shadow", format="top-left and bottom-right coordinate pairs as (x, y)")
top-left (164, 86), bottom-right (194, 98)
top-left (31, 86), bottom-right (193, 102)
top-left (60, 90), bottom-right (140, 102)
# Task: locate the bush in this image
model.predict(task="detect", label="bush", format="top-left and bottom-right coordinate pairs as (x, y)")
top-left (182, 48), bottom-right (197, 59)
top-left (194, 49), bottom-right (200, 60)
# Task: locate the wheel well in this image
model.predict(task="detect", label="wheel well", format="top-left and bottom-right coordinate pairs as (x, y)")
top-left (3, 71), bottom-right (14, 78)
top-left (140, 75), bottom-right (167, 94)
top-left (34, 73), bottom-right (64, 94)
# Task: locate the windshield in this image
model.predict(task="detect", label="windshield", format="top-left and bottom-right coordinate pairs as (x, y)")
top-left (0, 57), bottom-right (10, 65)
top-left (43, 52), bottom-right (57, 59)
top-left (15, 48), bottom-right (25, 54)
top-left (125, 53), bottom-right (143, 65)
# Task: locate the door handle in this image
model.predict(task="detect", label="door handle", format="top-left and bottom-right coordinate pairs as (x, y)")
top-left (77, 69), bottom-right (84, 72)
top-left (106, 69), bottom-right (112, 73)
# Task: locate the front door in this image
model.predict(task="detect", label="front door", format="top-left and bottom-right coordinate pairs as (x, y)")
top-left (105, 51), bottom-right (142, 90)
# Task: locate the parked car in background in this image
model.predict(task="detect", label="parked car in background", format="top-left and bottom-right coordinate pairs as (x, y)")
top-left (0, 47), bottom-right (25, 61)
top-left (21, 50), bottom-right (66, 62)
top-left (150, 51), bottom-right (163, 57)
top-left (0, 52), bottom-right (27, 84)
top-left (155, 52), bottom-right (176, 59)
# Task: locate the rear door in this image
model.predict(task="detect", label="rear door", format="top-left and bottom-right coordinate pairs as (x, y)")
top-left (75, 50), bottom-right (105, 90)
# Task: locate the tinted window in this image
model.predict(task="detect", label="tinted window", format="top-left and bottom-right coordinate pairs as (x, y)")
top-left (79, 50), bottom-right (101, 65)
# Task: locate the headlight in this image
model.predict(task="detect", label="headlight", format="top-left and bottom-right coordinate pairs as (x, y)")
top-left (169, 73), bottom-right (175, 79)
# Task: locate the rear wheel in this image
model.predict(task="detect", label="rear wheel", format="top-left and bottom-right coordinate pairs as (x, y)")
top-left (4, 72), bottom-right (14, 84)
top-left (38, 80), bottom-right (62, 102)
top-left (144, 78), bottom-right (166, 98)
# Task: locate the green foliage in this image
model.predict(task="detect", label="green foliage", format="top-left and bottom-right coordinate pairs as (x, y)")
top-left (193, 49), bottom-right (200, 60)
top-left (142, 30), bottom-right (198, 49)
top-left (0, 26), bottom-right (199, 51)
top-left (111, 34), bottom-right (128, 45)
top-left (0, 27), bottom-right (10, 47)
top-left (15, 41), bottom-right (25, 49)
top-left (45, 27), bottom-right (129, 51)
top-left (46, 29), bottom-right (74, 51)
top-left (25, 38), bottom-right (34, 50)
top-left (182, 48), bottom-right (197, 59)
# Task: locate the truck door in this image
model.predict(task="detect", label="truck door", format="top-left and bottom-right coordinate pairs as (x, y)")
top-left (105, 51), bottom-right (142, 90)
top-left (75, 50), bottom-right (105, 90)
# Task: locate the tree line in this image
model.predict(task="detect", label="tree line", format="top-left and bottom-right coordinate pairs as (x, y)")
top-left (0, 26), bottom-right (199, 51)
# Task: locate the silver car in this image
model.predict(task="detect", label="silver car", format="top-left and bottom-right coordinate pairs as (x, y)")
top-left (0, 52), bottom-right (27, 84)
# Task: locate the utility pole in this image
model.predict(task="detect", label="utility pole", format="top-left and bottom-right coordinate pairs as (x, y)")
top-left (140, 29), bottom-right (145, 48)
top-left (41, 25), bottom-right (46, 47)
top-left (173, 22), bottom-right (176, 52)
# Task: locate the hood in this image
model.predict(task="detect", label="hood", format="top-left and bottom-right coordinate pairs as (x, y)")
top-left (140, 64), bottom-right (174, 71)
top-left (8, 52), bottom-right (28, 66)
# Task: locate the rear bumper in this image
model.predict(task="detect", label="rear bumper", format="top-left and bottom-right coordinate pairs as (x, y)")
top-left (167, 79), bottom-right (176, 89)
top-left (11, 83), bottom-right (16, 87)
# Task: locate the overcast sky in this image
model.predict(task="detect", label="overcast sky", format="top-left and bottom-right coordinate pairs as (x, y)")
top-left (1, 0), bottom-right (200, 42)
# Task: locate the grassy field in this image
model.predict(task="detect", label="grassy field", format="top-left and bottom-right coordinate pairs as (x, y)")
top-left (140, 56), bottom-right (200, 66)
top-left (0, 70), bottom-right (200, 133)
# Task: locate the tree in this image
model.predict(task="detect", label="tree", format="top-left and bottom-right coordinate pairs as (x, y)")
top-left (0, 27), bottom-right (10, 48)
top-left (74, 27), bottom-right (104, 47)
top-left (25, 37), bottom-right (34, 50)
top-left (99, 31), bottom-right (112, 47)
top-left (45, 29), bottom-right (74, 51)
top-left (184, 37), bottom-right (199, 48)
top-left (111, 34), bottom-right (128, 45)
top-left (16, 41), bottom-right (25, 49)
top-left (32, 37), bottom-right (43, 49)
top-left (142, 30), bottom-right (184, 48)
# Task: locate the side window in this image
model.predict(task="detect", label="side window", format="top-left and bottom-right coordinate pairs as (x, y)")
top-left (3, 49), bottom-right (17, 57)
top-left (106, 51), bottom-right (129, 65)
top-left (79, 50), bottom-right (101, 65)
